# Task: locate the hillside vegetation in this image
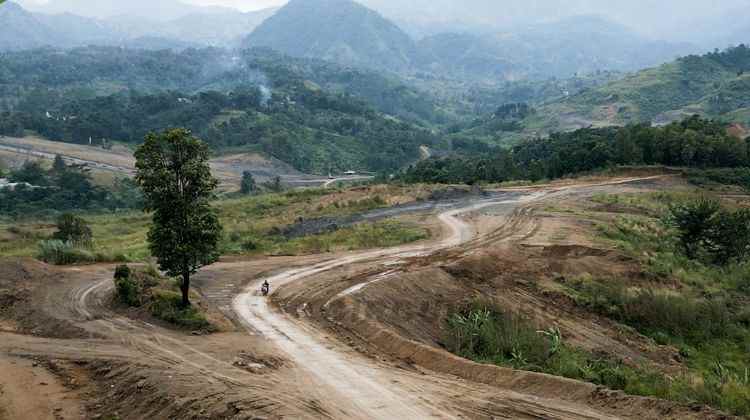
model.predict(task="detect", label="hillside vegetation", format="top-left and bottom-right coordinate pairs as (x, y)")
top-left (528, 45), bottom-right (750, 135)
top-left (0, 47), bottom-right (443, 173)
top-left (402, 116), bottom-right (749, 184)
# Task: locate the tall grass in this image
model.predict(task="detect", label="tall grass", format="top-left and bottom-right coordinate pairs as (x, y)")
top-left (571, 279), bottom-right (736, 343)
top-left (588, 192), bottom-right (750, 414)
top-left (446, 302), bottom-right (750, 415)
top-left (37, 239), bottom-right (128, 265)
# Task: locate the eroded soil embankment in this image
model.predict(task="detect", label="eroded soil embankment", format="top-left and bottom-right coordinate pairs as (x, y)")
top-left (274, 177), bottom-right (729, 420)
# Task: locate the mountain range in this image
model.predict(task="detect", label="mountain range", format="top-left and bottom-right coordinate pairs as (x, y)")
top-left (0, 1), bottom-right (276, 50)
top-left (243, 0), bottom-right (697, 79)
top-left (1, 0), bottom-right (707, 81)
top-left (472, 44), bottom-right (750, 144)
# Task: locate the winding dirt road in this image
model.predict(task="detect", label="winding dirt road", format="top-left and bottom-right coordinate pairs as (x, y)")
top-left (232, 191), bottom-right (553, 419)
top-left (4, 175), bottom-right (709, 420)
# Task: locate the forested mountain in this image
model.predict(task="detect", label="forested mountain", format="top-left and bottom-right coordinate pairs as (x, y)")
top-left (0, 46), bottom-right (447, 173)
top-left (245, 0), bottom-right (418, 72)
top-left (532, 45), bottom-right (750, 132)
top-left (244, 2), bottom-right (693, 81)
top-left (0, 2), bottom-right (68, 51)
top-left (431, 45), bottom-right (750, 149)
top-left (0, 1), bottom-right (275, 51)
top-left (418, 15), bottom-right (695, 81)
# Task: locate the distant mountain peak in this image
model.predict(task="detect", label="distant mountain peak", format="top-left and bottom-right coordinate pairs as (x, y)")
top-left (244, 0), bottom-right (416, 71)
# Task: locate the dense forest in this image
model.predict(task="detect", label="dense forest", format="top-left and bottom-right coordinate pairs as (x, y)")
top-left (0, 47), bottom-right (445, 173)
top-left (401, 116), bottom-right (749, 184)
top-left (1, 46), bottom-right (750, 175)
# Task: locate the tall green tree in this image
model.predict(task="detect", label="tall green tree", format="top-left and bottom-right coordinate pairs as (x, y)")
top-left (240, 170), bottom-right (257, 195)
top-left (135, 128), bottom-right (222, 307)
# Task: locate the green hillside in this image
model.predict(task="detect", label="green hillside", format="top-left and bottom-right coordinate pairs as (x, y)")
top-left (527, 45), bottom-right (750, 136)
top-left (0, 47), bottom-right (442, 174)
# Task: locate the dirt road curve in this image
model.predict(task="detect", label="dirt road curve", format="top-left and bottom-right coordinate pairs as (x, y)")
top-left (232, 189), bottom-right (605, 419)
top-left (4, 176), bottom-right (708, 420)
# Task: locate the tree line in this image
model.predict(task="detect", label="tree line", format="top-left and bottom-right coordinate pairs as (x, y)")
top-left (0, 84), bottom-right (435, 174)
top-left (0, 156), bottom-right (141, 217)
top-left (400, 116), bottom-right (750, 184)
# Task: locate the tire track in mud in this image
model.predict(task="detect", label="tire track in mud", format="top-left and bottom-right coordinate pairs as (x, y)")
top-left (67, 274), bottom-right (321, 418)
top-left (71, 277), bottom-right (248, 385)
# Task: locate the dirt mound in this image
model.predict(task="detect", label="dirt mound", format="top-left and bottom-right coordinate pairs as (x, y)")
top-left (0, 258), bottom-right (88, 339)
top-left (311, 257), bottom-right (725, 419)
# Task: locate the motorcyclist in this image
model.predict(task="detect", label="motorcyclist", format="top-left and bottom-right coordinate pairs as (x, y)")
top-left (261, 280), bottom-right (270, 296)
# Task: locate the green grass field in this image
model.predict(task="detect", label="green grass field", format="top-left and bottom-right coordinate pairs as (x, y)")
top-left (0, 186), bottom-right (431, 262)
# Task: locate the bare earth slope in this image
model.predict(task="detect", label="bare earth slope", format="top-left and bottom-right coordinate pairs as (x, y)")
top-left (0, 176), bottom-right (732, 419)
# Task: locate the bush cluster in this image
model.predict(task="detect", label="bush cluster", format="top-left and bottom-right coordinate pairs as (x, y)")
top-left (668, 198), bottom-right (750, 265)
top-left (37, 240), bottom-right (95, 265)
top-left (112, 265), bottom-right (213, 331)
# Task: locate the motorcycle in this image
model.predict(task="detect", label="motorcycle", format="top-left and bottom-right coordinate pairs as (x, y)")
top-left (261, 283), bottom-right (270, 296)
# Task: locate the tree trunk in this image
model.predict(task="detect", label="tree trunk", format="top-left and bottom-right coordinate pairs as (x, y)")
top-left (181, 270), bottom-right (191, 307)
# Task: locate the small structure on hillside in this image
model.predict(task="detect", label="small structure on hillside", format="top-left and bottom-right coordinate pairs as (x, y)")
top-left (0, 178), bottom-right (38, 191)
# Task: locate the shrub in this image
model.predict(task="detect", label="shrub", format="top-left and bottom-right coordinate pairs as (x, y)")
top-left (240, 171), bottom-right (257, 195)
top-left (668, 199), bottom-right (750, 265)
top-left (706, 208), bottom-right (750, 265)
top-left (112, 265), bottom-right (161, 307)
top-left (241, 239), bottom-right (259, 251)
top-left (37, 240), bottom-right (95, 265)
top-left (114, 264), bottom-right (131, 281)
top-left (148, 291), bottom-right (213, 331)
top-left (52, 213), bottom-right (93, 248)
top-left (113, 264), bottom-right (143, 306)
top-left (667, 198), bottom-right (720, 259)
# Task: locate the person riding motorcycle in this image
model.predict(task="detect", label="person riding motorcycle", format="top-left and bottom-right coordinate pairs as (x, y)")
top-left (261, 280), bottom-right (270, 296)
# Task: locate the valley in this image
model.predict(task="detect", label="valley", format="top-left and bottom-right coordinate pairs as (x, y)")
top-left (1, 0), bottom-right (750, 418)
top-left (3, 173), bottom-right (741, 419)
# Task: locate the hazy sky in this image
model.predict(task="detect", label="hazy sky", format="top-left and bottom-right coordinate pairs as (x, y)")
top-left (182, 0), bottom-right (284, 11)
top-left (15, 0), bottom-right (750, 39)
top-left (183, 0), bottom-right (750, 37)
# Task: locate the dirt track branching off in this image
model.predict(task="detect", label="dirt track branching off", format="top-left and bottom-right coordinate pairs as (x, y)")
top-left (0, 175), bottom-right (744, 419)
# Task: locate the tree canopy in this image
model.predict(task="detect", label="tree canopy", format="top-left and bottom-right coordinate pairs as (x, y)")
top-left (135, 128), bottom-right (223, 306)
